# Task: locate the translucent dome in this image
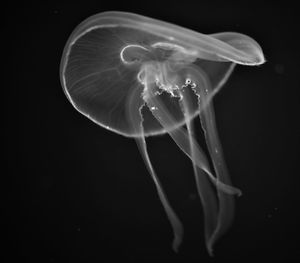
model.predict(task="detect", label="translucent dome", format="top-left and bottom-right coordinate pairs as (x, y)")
top-left (60, 11), bottom-right (264, 138)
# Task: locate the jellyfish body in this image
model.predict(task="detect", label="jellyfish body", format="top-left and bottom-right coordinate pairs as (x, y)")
top-left (60, 11), bottom-right (265, 256)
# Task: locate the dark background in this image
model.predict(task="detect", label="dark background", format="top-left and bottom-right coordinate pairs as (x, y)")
top-left (6, 1), bottom-right (299, 262)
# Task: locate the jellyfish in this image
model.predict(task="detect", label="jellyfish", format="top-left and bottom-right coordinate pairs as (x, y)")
top-left (60, 11), bottom-right (265, 256)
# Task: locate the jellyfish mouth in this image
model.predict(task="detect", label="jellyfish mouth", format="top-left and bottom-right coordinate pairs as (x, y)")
top-left (134, 45), bottom-right (190, 99)
top-left (138, 62), bottom-right (181, 103)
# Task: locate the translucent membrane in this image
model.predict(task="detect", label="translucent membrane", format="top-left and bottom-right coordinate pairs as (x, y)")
top-left (60, 11), bottom-right (265, 256)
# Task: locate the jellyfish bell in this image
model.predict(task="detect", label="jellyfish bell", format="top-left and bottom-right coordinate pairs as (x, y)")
top-left (61, 11), bottom-right (264, 138)
top-left (60, 11), bottom-right (265, 256)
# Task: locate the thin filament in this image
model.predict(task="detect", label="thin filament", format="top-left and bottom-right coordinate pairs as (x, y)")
top-left (196, 72), bottom-right (241, 253)
top-left (126, 87), bottom-right (183, 252)
top-left (134, 128), bottom-right (184, 252)
top-left (178, 90), bottom-right (218, 255)
top-left (145, 90), bottom-right (241, 196)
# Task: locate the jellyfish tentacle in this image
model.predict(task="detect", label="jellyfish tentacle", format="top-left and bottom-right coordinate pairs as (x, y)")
top-left (178, 88), bottom-right (218, 256)
top-left (143, 86), bottom-right (240, 196)
top-left (126, 87), bottom-right (183, 252)
top-left (190, 68), bottom-right (241, 253)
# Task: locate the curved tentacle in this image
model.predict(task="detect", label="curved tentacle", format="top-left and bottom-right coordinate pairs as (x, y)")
top-left (178, 87), bottom-right (218, 256)
top-left (187, 66), bottom-right (241, 255)
top-left (126, 86), bottom-right (183, 252)
top-left (143, 87), bottom-right (241, 196)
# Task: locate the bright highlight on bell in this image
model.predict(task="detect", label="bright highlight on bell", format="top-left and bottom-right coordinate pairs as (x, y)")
top-left (60, 11), bottom-right (265, 256)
